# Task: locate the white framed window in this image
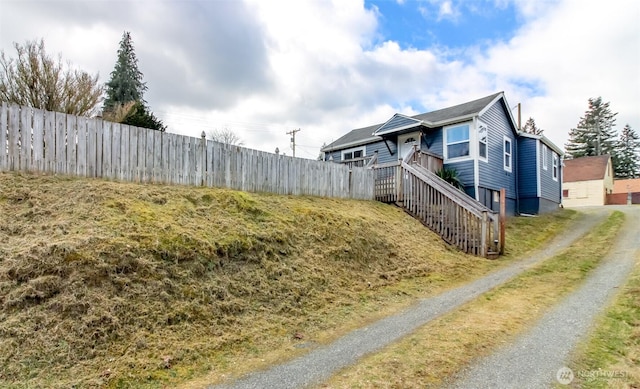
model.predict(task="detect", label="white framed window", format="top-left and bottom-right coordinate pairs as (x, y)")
top-left (503, 136), bottom-right (512, 172)
top-left (552, 154), bottom-right (558, 181)
top-left (341, 146), bottom-right (366, 161)
top-left (478, 121), bottom-right (488, 161)
top-left (444, 123), bottom-right (470, 161)
top-left (542, 144), bottom-right (548, 170)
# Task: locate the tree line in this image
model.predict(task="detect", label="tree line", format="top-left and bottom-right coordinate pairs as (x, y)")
top-left (0, 32), bottom-right (165, 131)
top-left (565, 97), bottom-right (639, 179)
top-left (521, 99), bottom-right (638, 179)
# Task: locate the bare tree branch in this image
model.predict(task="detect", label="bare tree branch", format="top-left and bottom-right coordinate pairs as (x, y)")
top-left (0, 39), bottom-right (103, 116)
top-left (208, 129), bottom-right (244, 146)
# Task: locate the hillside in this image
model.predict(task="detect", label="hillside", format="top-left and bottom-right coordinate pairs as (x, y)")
top-left (0, 172), bottom-right (574, 388)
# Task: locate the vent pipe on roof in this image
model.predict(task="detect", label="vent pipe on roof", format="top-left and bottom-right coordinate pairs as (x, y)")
top-left (517, 103), bottom-right (522, 130)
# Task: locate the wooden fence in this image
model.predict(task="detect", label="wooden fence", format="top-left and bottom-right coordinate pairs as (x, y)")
top-left (0, 103), bottom-right (374, 200)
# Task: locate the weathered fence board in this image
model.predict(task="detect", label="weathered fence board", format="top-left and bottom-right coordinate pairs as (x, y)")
top-left (0, 103), bottom-right (374, 200)
top-left (0, 103), bottom-right (7, 171)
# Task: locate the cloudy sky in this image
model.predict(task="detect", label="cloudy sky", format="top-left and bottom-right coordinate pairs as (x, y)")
top-left (1, 0), bottom-right (638, 159)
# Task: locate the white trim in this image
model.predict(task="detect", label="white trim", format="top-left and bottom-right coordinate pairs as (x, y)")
top-left (519, 132), bottom-right (564, 155)
top-left (443, 121), bottom-right (473, 162)
top-left (425, 113), bottom-right (478, 128)
top-left (542, 144), bottom-right (548, 170)
top-left (321, 137), bottom-right (379, 152)
top-left (503, 135), bottom-right (513, 172)
top-left (477, 120), bottom-right (488, 162)
top-left (397, 131), bottom-right (421, 160)
top-left (373, 113), bottom-right (425, 136)
top-left (473, 117), bottom-right (480, 201)
top-left (536, 140), bottom-right (541, 197)
top-left (552, 153), bottom-right (559, 181)
top-left (489, 92), bottom-right (520, 137)
top-left (341, 146), bottom-right (366, 161)
top-left (478, 93), bottom-right (504, 117)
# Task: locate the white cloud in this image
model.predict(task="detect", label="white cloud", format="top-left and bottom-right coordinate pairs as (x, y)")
top-left (476, 0), bottom-right (640, 148)
top-left (437, 0), bottom-right (459, 21)
top-left (0, 0), bottom-right (638, 158)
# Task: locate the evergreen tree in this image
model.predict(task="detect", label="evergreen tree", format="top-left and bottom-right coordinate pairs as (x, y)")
top-left (103, 31), bottom-right (147, 112)
top-left (121, 101), bottom-right (166, 132)
top-left (565, 97), bottom-right (618, 159)
top-left (521, 117), bottom-right (544, 135)
top-left (614, 124), bottom-right (640, 178)
top-left (103, 32), bottom-right (165, 131)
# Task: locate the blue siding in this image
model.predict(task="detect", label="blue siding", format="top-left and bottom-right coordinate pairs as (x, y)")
top-left (478, 102), bottom-right (517, 202)
top-left (324, 141), bottom-right (397, 164)
top-left (376, 115), bottom-right (421, 134)
top-left (366, 141), bottom-right (397, 164)
top-left (422, 127), bottom-right (443, 156)
top-left (539, 147), bottom-right (561, 203)
top-left (445, 159), bottom-right (474, 189)
top-left (325, 150), bottom-right (341, 161)
top-left (516, 137), bottom-right (562, 214)
top-left (517, 137), bottom-right (538, 197)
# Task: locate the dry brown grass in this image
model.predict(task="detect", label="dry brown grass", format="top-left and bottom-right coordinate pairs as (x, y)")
top-left (0, 172), bottom-right (577, 388)
top-left (320, 211), bottom-right (624, 389)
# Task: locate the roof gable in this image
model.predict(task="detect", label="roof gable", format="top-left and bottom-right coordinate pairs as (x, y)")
top-left (518, 132), bottom-right (565, 156)
top-left (563, 155), bottom-right (611, 182)
top-left (413, 92), bottom-right (503, 124)
top-left (322, 91), bottom-right (515, 152)
top-left (373, 114), bottom-right (424, 136)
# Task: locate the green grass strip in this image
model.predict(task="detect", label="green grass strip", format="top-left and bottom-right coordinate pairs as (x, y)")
top-left (568, 252), bottom-right (640, 388)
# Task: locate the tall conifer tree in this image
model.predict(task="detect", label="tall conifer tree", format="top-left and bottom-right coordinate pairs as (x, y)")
top-left (614, 124), bottom-right (640, 178)
top-left (521, 117), bottom-right (544, 135)
top-left (103, 32), bottom-right (146, 112)
top-left (565, 97), bottom-right (617, 159)
top-left (103, 32), bottom-right (165, 131)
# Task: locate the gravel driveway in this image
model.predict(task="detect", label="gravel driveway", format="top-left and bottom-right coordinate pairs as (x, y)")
top-left (210, 210), bottom-right (609, 389)
top-left (449, 206), bottom-right (639, 389)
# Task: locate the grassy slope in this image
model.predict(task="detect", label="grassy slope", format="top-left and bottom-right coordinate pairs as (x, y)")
top-left (0, 172), bottom-right (576, 388)
top-left (323, 211), bottom-right (625, 388)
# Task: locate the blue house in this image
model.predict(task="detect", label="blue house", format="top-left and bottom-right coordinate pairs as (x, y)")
top-left (322, 92), bottom-right (563, 215)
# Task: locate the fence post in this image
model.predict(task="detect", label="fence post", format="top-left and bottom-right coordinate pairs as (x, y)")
top-left (481, 211), bottom-right (488, 257)
top-left (200, 131), bottom-right (206, 186)
top-left (396, 159), bottom-right (403, 204)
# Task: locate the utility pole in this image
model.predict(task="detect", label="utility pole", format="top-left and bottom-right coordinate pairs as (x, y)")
top-left (287, 128), bottom-right (301, 158)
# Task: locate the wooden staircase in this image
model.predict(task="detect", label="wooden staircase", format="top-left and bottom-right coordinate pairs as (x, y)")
top-left (372, 149), bottom-right (501, 258)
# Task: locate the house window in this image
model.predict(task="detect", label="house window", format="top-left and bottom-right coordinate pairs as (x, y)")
top-left (542, 145), bottom-right (548, 170)
top-left (552, 154), bottom-right (558, 181)
top-left (563, 189), bottom-right (569, 198)
top-left (445, 124), bottom-right (470, 160)
top-left (341, 146), bottom-right (366, 161)
top-left (478, 122), bottom-right (488, 160)
top-left (503, 136), bottom-right (512, 172)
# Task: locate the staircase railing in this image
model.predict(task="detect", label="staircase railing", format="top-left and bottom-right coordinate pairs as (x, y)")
top-left (372, 152), bottom-right (500, 257)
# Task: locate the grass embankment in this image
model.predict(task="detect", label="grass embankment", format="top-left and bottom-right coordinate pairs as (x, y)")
top-left (0, 172), bottom-right (576, 388)
top-left (322, 211), bottom-right (625, 389)
top-left (567, 253), bottom-right (640, 389)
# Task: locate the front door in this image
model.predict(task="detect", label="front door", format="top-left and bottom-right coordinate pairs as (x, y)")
top-left (398, 132), bottom-right (421, 160)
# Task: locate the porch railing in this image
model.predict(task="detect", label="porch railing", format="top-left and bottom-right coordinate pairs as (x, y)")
top-left (372, 152), bottom-right (500, 257)
top-left (408, 149), bottom-right (444, 173)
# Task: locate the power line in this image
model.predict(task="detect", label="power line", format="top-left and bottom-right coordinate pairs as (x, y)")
top-left (286, 128), bottom-right (301, 158)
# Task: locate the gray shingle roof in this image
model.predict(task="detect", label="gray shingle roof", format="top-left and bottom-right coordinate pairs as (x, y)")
top-left (322, 92), bottom-right (503, 152)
